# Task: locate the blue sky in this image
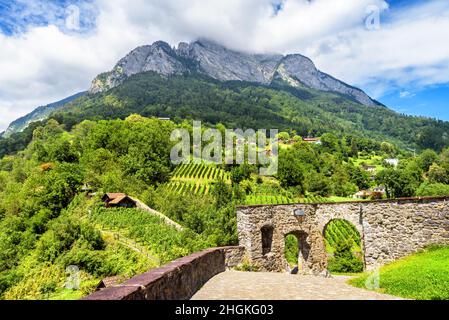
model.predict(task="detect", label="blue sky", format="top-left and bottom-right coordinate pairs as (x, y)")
top-left (274, 0), bottom-right (449, 120)
top-left (0, 0), bottom-right (448, 130)
top-left (369, 0), bottom-right (449, 120)
top-left (0, 0), bottom-right (97, 35)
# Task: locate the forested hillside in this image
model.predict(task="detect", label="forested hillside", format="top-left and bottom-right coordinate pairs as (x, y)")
top-left (0, 117), bottom-right (238, 299)
top-left (53, 73), bottom-right (449, 151)
top-left (2, 114), bottom-right (449, 299)
top-left (2, 72), bottom-right (449, 160)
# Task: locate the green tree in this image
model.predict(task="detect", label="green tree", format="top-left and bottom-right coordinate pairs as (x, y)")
top-left (381, 141), bottom-right (396, 156)
top-left (349, 138), bottom-right (359, 157)
top-left (230, 164), bottom-right (252, 185)
top-left (321, 133), bottom-right (339, 152)
top-left (277, 149), bottom-right (305, 190)
top-left (416, 182), bottom-right (449, 197)
top-left (328, 239), bottom-right (363, 273)
top-left (427, 163), bottom-right (449, 184)
top-left (376, 165), bottom-right (422, 198)
top-left (307, 172), bottom-right (332, 197)
top-left (276, 132), bottom-right (290, 143)
top-left (348, 165), bottom-right (370, 190)
top-left (418, 149), bottom-right (438, 172)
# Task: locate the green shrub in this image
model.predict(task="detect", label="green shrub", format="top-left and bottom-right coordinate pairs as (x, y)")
top-left (234, 257), bottom-right (259, 272)
top-left (284, 235), bottom-right (299, 267)
top-left (416, 182), bottom-right (449, 197)
top-left (327, 239), bottom-right (363, 273)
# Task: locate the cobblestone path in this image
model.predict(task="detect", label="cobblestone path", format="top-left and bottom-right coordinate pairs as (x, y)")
top-left (191, 271), bottom-right (403, 300)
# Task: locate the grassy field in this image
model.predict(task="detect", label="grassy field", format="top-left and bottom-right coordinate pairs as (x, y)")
top-left (350, 154), bottom-right (385, 171)
top-left (324, 196), bottom-right (358, 203)
top-left (349, 246), bottom-right (449, 300)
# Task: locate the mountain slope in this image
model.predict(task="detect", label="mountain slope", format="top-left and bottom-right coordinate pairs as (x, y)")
top-left (90, 39), bottom-right (377, 106)
top-left (1, 91), bottom-right (86, 138)
top-left (52, 71), bottom-right (449, 150)
top-left (2, 39), bottom-right (449, 158)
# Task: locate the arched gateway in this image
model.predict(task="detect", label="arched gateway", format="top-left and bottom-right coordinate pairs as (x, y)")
top-left (236, 197), bottom-right (449, 274)
top-left (85, 197), bottom-right (449, 300)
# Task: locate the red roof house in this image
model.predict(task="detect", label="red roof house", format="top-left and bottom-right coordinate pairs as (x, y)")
top-left (102, 193), bottom-right (137, 208)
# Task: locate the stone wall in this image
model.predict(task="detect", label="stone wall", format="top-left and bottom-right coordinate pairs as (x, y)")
top-left (237, 197), bottom-right (449, 273)
top-left (83, 246), bottom-right (244, 300)
top-left (362, 199), bottom-right (449, 268)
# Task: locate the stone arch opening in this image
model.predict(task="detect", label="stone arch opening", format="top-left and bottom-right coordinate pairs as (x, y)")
top-left (283, 230), bottom-right (310, 274)
top-left (323, 219), bottom-right (364, 273)
top-left (261, 225), bottom-right (274, 255)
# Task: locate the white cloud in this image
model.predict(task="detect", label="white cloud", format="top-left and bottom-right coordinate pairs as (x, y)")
top-left (0, 0), bottom-right (448, 131)
top-left (399, 91), bottom-right (416, 99)
top-left (307, 1), bottom-right (449, 98)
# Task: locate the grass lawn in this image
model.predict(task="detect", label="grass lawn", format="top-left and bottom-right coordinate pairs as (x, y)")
top-left (324, 196), bottom-right (357, 203)
top-left (349, 246), bottom-right (449, 300)
top-left (350, 155), bottom-right (385, 171)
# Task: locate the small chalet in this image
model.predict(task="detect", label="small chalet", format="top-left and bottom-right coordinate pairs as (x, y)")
top-left (102, 193), bottom-right (137, 208)
top-left (303, 137), bottom-right (322, 145)
top-left (96, 276), bottom-right (125, 291)
top-left (353, 187), bottom-right (385, 200)
top-left (373, 186), bottom-right (386, 194)
top-left (353, 190), bottom-right (372, 199)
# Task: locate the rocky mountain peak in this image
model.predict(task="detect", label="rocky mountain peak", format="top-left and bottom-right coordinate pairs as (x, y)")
top-left (89, 39), bottom-right (377, 106)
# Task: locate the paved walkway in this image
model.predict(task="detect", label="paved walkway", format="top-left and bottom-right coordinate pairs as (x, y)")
top-left (191, 271), bottom-right (403, 300)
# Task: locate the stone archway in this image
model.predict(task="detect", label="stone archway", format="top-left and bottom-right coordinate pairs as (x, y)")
top-left (237, 198), bottom-right (449, 274)
top-left (261, 225), bottom-right (274, 255)
top-left (283, 230), bottom-right (311, 274)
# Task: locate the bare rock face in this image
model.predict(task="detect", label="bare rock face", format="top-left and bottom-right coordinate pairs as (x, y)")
top-left (90, 41), bottom-right (188, 93)
top-left (177, 39), bottom-right (283, 84)
top-left (278, 54), bottom-right (376, 106)
top-left (89, 39), bottom-right (377, 106)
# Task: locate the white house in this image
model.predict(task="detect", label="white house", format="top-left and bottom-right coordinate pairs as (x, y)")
top-left (385, 158), bottom-right (399, 168)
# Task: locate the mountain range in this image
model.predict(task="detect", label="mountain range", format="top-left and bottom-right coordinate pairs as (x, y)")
top-left (1, 39), bottom-right (448, 154)
top-left (2, 39), bottom-right (378, 137)
top-left (90, 39), bottom-right (378, 107)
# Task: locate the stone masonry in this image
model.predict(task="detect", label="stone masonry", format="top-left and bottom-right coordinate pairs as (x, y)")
top-left (84, 246), bottom-right (244, 300)
top-left (237, 197), bottom-right (449, 273)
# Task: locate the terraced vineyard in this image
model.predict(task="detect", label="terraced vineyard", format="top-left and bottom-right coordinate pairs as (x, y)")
top-left (299, 195), bottom-right (329, 203)
top-left (324, 219), bottom-right (362, 253)
top-left (160, 163), bottom-right (231, 196)
top-left (161, 181), bottom-right (212, 195)
top-left (245, 194), bottom-right (295, 205)
top-left (171, 163), bottom-right (231, 183)
top-left (90, 207), bottom-right (208, 263)
top-left (244, 194), bottom-right (328, 205)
